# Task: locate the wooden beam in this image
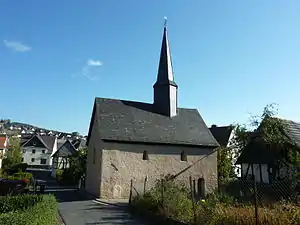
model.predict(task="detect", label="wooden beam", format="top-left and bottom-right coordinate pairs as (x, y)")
top-left (259, 164), bottom-right (263, 183)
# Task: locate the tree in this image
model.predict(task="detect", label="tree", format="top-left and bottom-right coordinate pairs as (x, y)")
top-left (62, 147), bottom-right (87, 184)
top-left (232, 103), bottom-right (300, 174)
top-left (217, 146), bottom-right (235, 182)
top-left (71, 132), bottom-right (79, 136)
top-left (2, 137), bottom-right (22, 170)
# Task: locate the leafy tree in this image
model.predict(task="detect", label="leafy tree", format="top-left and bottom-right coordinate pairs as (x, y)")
top-left (62, 147), bottom-right (87, 184)
top-left (217, 146), bottom-right (235, 182)
top-left (232, 103), bottom-right (300, 175)
top-left (71, 132), bottom-right (79, 136)
top-left (2, 137), bottom-right (22, 170)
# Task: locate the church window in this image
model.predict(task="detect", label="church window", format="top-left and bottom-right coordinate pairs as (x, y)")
top-left (181, 151), bottom-right (187, 161)
top-left (143, 151), bottom-right (149, 160)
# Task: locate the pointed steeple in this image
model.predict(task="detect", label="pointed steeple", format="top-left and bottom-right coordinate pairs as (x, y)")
top-left (154, 18), bottom-right (178, 117)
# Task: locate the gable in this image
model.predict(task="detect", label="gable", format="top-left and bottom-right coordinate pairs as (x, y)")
top-left (22, 135), bottom-right (47, 148)
top-left (87, 98), bottom-right (219, 147)
top-left (52, 140), bottom-right (76, 157)
top-left (209, 126), bottom-right (233, 147)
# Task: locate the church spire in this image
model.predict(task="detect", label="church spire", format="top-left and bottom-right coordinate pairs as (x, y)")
top-left (153, 17), bottom-right (178, 117)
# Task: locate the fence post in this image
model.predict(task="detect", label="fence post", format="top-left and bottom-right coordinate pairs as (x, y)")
top-left (129, 179), bottom-right (133, 205)
top-left (143, 176), bottom-right (147, 195)
top-left (253, 174), bottom-right (259, 225)
top-left (161, 179), bottom-right (164, 208)
top-left (189, 176), bottom-right (197, 224)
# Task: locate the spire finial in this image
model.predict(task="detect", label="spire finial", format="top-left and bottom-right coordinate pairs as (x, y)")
top-left (164, 16), bottom-right (167, 28)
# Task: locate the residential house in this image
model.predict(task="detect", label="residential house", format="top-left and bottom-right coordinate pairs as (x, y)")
top-left (209, 125), bottom-right (241, 177)
top-left (21, 135), bottom-right (57, 168)
top-left (51, 139), bottom-right (77, 177)
top-left (236, 117), bottom-right (300, 184)
top-left (72, 139), bottom-right (86, 150)
top-left (0, 135), bottom-right (8, 168)
top-left (85, 23), bottom-right (219, 199)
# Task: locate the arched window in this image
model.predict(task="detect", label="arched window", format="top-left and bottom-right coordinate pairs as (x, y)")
top-left (143, 151), bottom-right (149, 160)
top-left (181, 151), bottom-right (187, 161)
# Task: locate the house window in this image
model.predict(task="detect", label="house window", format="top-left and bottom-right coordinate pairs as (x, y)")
top-left (181, 151), bottom-right (187, 161)
top-left (31, 158), bottom-right (35, 162)
top-left (143, 151), bottom-right (149, 160)
top-left (23, 149), bottom-right (26, 153)
top-left (22, 157), bottom-right (24, 162)
top-left (42, 150), bottom-right (45, 154)
top-left (40, 159), bottom-right (47, 165)
top-left (32, 149), bottom-right (36, 154)
top-left (93, 148), bottom-right (96, 164)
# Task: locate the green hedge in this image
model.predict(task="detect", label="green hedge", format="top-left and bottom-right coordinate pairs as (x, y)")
top-left (0, 195), bottom-right (58, 225)
top-left (12, 172), bottom-right (33, 183)
top-left (0, 194), bottom-right (43, 213)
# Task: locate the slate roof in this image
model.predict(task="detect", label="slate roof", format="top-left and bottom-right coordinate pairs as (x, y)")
top-left (280, 118), bottom-right (300, 147)
top-left (22, 135), bottom-right (56, 150)
top-left (52, 140), bottom-right (76, 157)
top-left (72, 139), bottom-right (86, 149)
top-left (209, 125), bottom-right (234, 146)
top-left (87, 98), bottom-right (219, 147)
top-left (39, 135), bottom-right (56, 150)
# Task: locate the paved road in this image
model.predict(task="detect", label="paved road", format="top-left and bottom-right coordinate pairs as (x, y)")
top-left (49, 188), bottom-right (147, 225)
top-left (30, 169), bottom-right (147, 225)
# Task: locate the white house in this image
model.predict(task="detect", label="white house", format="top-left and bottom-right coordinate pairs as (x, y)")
top-left (21, 135), bottom-right (57, 168)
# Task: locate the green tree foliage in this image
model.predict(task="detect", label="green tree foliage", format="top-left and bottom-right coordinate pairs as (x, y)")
top-left (217, 146), bottom-right (235, 182)
top-left (2, 137), bottom-right (22, 170)
top-left (232, 103), bottom-right (300, 171)
top-left (61, 147), bottom-right (87, 184)
top-left (71, 131), bottom-right (79, 136)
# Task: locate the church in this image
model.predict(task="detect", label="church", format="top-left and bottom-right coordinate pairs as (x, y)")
top-left (85, 22), bottom-right (219, 199)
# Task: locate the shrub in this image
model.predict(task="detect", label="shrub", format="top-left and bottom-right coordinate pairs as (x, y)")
top-left (12, 172), bottom-right (33, 184)
top-left (0, 194), bottom-right (58, 225)
top-left (60, 168), bottom-right (80, 185)
top-left (0, 194), bottom-right (42, 213)
top-left (55, 169), bottom-right (63, 182)
top-left (132, 178), bottom-right (300, 225)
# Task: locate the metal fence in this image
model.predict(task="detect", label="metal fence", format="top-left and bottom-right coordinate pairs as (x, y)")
top-left (129, 174), bottom-right (300, 225)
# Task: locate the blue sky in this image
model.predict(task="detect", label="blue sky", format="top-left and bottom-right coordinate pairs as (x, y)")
top-left (1, 1), bottom-right (300, 135)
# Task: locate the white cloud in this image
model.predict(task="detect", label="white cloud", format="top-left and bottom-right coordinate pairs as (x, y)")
top-left (4, 40), bottom-right (31, 52)
top-left (79, 59), bottom-right (103, 81)
top-left (87, 59), bottom-right (102, 66)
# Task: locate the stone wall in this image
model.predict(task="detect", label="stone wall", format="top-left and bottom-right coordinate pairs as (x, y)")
top-left (100, 142), bottom-right (217, 199)
top-left (85, 119), bottom-right (103, 196)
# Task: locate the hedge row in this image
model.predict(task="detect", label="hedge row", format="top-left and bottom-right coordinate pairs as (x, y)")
top-left (0, 194), bottom-right (43, 213)
top-left (0, 195), bottom-right (58, 225)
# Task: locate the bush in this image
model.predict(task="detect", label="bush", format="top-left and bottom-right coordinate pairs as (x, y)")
top-left (0, 194), bottom-right (42, 213)
top-left (59, 168), bottom-right (80, 185)
top-left (131, 178), bottom-right (300, 225)
top-left (0, 194), bottom-right (58, 225)
top-left (12, 172), bottom-right (33, 184)
top-left (3, 163), bottom-right (28, 176)
top-left (55, 169), bottom-right (63, 182)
